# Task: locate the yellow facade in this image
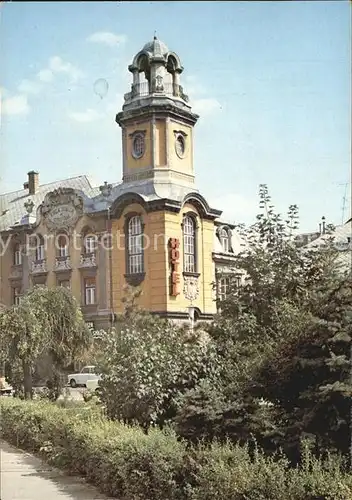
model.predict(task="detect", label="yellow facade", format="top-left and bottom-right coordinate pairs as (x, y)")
top-left (0, 37), bottom-right (233, 327)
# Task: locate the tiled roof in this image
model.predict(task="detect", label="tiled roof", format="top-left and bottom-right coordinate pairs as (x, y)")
top-left (305, 221), bottom-right (352, 273)
top-left (0, 175), bottom-right (96, 232)
top-left (305, 222), bottom-right (351, 249)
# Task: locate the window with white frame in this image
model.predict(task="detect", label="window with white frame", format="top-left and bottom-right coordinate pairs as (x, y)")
top-left (13, 243), bottom-right (22, 266)
top-left (183, 215), bottom-right (196, 273)
top-left (127, 216), bottom-right (144, 274)
top-left (57, 234), bottom-right (69, 257)
top-left (35, 236), bottom-right (45, 261)
top-left (217, 276), bottom-right (230, 301)
top-left (84, 234), bottom-right (96, 255)
top-left (84, 277), bottom-right (96, 305)
top-left (219, 227), bottom-right (231, 253)
top-left (13, 287), bottom-right (21, 305)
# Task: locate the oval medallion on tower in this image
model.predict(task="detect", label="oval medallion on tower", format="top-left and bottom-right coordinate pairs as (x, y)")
top-left (175, 134), bottom-right (186, 158)
top-left (132, 133), bottom-right (145, 159)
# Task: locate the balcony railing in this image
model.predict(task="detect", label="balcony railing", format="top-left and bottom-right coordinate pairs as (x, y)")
top-left (79, 252), bottom-right (97, 268)
top-left (124, 82), bottom-right (189, 103)
top-left (31, 259), bottom-right (47, 274)
top-left (55, 256), bottom-right (71, 271)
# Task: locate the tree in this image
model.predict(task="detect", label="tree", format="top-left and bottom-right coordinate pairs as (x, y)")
top-left (97, 300), bottom-right (220, 431)
top-left (175, 185), bottom-right (350, 460)
top-left (252, 278), bottom-right (352, 462)
top-left (0, 286), bottom-right (92, 399)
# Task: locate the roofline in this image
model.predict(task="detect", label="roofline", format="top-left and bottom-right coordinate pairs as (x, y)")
top-left (0, 174), bottom-right (95, 198)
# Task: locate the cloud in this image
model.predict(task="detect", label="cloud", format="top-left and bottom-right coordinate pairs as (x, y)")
top-left (192, 98), bottom-right (222, 116)
top-left (37, 56), bottom-right (84, 84)
top-left (17, 79), bottom-right (42, 94)
top-left (87, 32), bottom-right (127, 47)
top-left (48, 56), bottom-right (84, 82)
top-left (68, 108), bottom-right (103, 123)
top-left (37, 69), bottom-right (54, 83)
top-left (1, 94), bottom-right (30, 116)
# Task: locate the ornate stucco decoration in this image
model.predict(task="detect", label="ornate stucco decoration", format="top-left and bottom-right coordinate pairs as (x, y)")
top-left (80, 253), bottom-right (97, 268)
top-left (41, 188), bottom-right (83, 233)
top-left (24, 199), bottom-right (34, 214)
top-left (99, 181), bottom-right (112, 198)
top-left (183, 275), bottom-right (200, 302)
top-left (153, 74), bottom-right (164, 92)
top-left (55, 256), bottom-right (72, 271)
top-left (31, 260), bottom-right (47, 274)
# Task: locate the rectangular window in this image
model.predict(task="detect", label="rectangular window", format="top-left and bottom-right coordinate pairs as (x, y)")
top-left (36, 244), bottom-right (45, 261)
top-left (84, 277), bottom-right (96, 305)
top-left (58, 245), bottom-right (68, 258)
top-left (13, 287), bottom-right (21, 305)
top-left (14, 248), bottom-right (22, 266)
top-left (218, 276), bottom-right (230, 301)
top-left (129, 253), bottom-right (143, 274)
top-left (84, 236), bottom-right (96, 255)
top-left (184, 253), bottom-right (195, 273)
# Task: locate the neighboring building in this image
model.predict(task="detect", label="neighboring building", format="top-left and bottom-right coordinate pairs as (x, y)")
top-left (304, 219), bottom-right (352, 274)
top-left (0, 37), bottom-right (239, 328)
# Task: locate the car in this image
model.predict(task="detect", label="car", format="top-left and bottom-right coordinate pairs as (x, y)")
top-left (0, 377), bottom-right (14, 397)
top-left (67, 365), bottom-right (101, 388)
top-left (86, 377), bottom-right (101, 393)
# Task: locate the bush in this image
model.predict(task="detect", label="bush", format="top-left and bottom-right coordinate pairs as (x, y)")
top-left (97, 320), bottom-right (220, 430)
top-left (0, 398), bottom-right (351, 500)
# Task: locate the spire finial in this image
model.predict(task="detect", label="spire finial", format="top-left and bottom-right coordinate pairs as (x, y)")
top-left (154, 30), bottom-right (157, 40)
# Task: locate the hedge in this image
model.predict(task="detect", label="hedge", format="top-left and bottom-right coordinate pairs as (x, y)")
top-left (0, 398), bottom-right (351, 500)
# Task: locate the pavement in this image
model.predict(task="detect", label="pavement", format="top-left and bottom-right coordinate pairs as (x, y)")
top-left (33, 387), bottom-right (85, 401)
top-left (0, 440), bottom-right (113, 499)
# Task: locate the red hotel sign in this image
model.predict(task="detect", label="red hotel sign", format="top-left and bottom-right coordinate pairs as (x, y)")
top-left (169, 237), bottom-right (180, 296)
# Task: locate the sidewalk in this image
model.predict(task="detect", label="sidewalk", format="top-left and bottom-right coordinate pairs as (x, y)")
top-left (0, 440), bottom-right (113, 499)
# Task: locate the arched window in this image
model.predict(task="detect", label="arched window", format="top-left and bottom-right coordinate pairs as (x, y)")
top-left (127, 215), bottom-right (144, 274)
top-left (57, 233), bottom-right (69, 257)
top-left (219, 227), bottom-right (231, 253)
top-left (13, 242), bottom-right (22, 266)
top-left (35, 235), bottom-right (45, 262)
top-left (183, 215), bottom-right (196, 273)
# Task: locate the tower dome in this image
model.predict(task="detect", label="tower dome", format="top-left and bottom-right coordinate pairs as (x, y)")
top-left (142, 36), bottom-right (169, 57)
top-left (125, 37), bottom-right (188, 105)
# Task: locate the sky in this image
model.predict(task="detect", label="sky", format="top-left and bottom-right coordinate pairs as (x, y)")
top-left (0, 1), bottom-right (350, 232)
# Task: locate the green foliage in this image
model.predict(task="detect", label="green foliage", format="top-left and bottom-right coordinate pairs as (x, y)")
top-left (0, 286), bottom-right (92, 398)
top-left (177, 185), bottom-right (351, 461)
top-left (97, 311), bottom-right (220, 429)
top-left (1, 398), bottom-right (351, 500)
top-left (253, 278), bottom-right (352, 461)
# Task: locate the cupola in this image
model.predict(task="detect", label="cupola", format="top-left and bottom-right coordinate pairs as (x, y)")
top-left (124, 36), bottom-right (189, 104)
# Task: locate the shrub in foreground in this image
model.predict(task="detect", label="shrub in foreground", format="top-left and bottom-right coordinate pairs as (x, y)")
top-left (0, 398), bottom-right (351, 500)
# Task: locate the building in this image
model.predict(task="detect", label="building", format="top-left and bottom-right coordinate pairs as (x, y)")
top-left (303, 219), bottom-right (352, 274)
top-left (0, 37), bottom-right (239, 328)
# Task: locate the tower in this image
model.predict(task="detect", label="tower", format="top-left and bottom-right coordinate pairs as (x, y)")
top-left (111, 37), bottom-right (222, 321)
top-left (116, 36), bottom-right (199, 194)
